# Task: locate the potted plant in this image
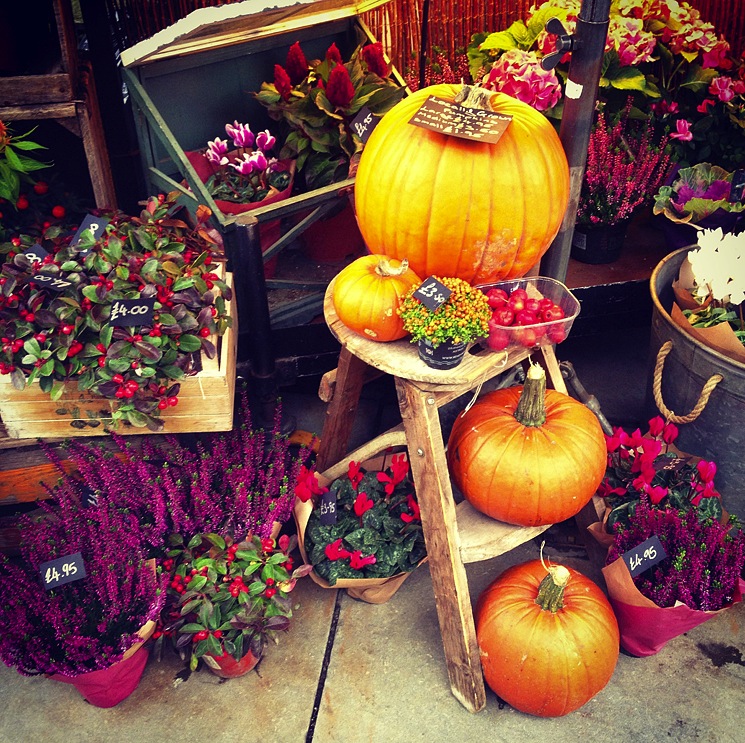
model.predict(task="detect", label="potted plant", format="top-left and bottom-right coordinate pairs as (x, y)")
top-left (590, 415), bottom-right (724, 547)
top-left (602, 496), bottom-right (745, 657)
top-left (397, 276), bottom-right (491, 369)
top-left (0, 496), bottom-right (164, 707)
top-left (161, 531), bottom-right (311, 677)
top-left (0, 193), bottom-right (234, 432)
top-left (294, 453), bottom-right (427, 604)
top-left (571, 104), bottom-right (674, 264)
top-left (668, 227), bottom-right (745, 364)
top-left (653, 163), bottom-right (745, 250)
top-left (254, 40), bottom-right (405, 192)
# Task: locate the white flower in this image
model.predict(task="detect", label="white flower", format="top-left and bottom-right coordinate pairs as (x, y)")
top-left (687, 228), bottom-right (745, 305)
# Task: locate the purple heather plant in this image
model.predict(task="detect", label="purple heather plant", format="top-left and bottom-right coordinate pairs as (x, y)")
top-left (37, 389), bottom-right (308, 554)
top-left (0, 498), bottom-right (164, 677)
top-left (607, 496), bottom-right (745, 611)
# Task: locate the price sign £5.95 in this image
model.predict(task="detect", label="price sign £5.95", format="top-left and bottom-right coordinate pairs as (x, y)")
top-left (39, 552), bottom-right (87, 589)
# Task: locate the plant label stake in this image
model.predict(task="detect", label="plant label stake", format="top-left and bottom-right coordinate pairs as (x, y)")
top-left (109, 298), bottom-right (155, 327)
top-left (351, 107), bottom-right (378, 144)
top-left (319, 490), bottom-right (338, 526)
top-left (23, 243), bottom-right (48, 263)
top-left (730, 170), bottom-right (745, 203)
top-left (40, 552), bottom-right (87, 589)
top-left (622, 536), bottom-right (666, 577)
top-left (31, 273), bottom-right (73, 291)
top-left (70, 215), bottom-right (110, 253)
top-left (413, 276), bottom-right (451, 312)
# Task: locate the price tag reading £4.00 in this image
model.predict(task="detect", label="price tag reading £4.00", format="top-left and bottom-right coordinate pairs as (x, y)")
top-left (413, 276), bottom-right (452, 313)
top-left (622, 535), bottom-right (667, 578)
top-left (40, 552), bottom-right (87, 589)
top-left (109, 297), bottom-right (155, 327)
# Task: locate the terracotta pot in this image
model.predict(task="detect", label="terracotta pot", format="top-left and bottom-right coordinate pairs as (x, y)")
top-left (202, 648), bottom-right (259, 679)
top-left (49, 620), bottom-right (155, 707)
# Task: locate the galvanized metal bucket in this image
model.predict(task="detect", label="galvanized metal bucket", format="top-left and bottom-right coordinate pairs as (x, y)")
top-left (647, 247), bottom-right (745, 519)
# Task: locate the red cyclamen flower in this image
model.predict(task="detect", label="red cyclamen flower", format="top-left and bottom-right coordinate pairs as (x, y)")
top-left (354, 491), bottom-right (374, 517)
top-left (286, 42), bottom-right (308, 85)
top-left (274, 64), bottom-right (292, 101)
top-left (325, 65), bottom-right (355, 108)
top-left (349, 550), bottom-right (377, 570)
top-left (294, 465), bottom-right (327, 502)
top-left (647, 416), bottom-right (665, 438)
top-left (696, 460), bottom-right (717, 483)
top-left (662, 422), bottom-right (679, 444)
top-left (400, 493), bottom-right (421, 524)
top-left (325, 538), bottom-right (352, 561)
top-left (361, 42), bottom-right (388, 77)
top-left (325, 43), bottom-right (343, 65)
top-left (347, 460), bottom-right (364, 490)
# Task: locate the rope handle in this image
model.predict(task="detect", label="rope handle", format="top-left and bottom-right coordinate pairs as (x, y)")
top-left (652, 340), bottom-right (723, 424)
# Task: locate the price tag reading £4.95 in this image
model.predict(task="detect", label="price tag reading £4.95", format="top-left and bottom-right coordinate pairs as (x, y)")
top-left (413, 276), bottom-right (452, 313)
top-left (40, 552), bottom-right (87, 590)
top-left (622, 535), bottom-right (667, 578)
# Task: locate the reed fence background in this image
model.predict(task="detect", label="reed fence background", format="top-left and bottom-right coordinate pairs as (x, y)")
top-left (105, 0), bottom-right (745, 76)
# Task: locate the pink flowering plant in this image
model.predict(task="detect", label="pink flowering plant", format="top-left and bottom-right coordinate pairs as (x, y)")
top-left (607, 498), bottom-right (745, 611)
top-left (199, 122), bottom-right (292, 204)
top-left (468, 0), bottom-right (745, 166)
top-left (298, 454), bottom-right (426, 584)
top-left (578, 103), bottom-right (674, 226)
top-left (254, 40), bottom-right (404, 190)
top-left (597, 415), bottom-right (723, 534)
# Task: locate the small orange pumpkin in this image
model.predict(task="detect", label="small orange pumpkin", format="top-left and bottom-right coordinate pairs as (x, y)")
top-left (447, 363), bottom-right (606, 526)
top-left (355, 83), bottom-right (569, 284)
top-left (331, 255), bottom-right (422, 341)
top-left (475, 559), bottom-right (620, 717)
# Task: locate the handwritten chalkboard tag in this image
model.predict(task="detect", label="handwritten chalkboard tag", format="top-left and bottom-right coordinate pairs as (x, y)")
top-left (31, 273), bottom-right (74, 291)
top-left (70, 214), bottom-right (110, 252)
top-left (730, 169), bottom-right (745, 203)
top-left (40, 552), bottom-right (87, 589)
top-left (413, 276), bottom-right (451, 312)
top-left (80, 485), bottom-right (99, 509)
top-left (23, 243), bottom-right (48, 263)
top-left (109, 297), bottom-right (155, 327)
top-left (622, 535), bottom-right (667, 578)
top-left (319, 490), bottom-right (338, 526)
top-left (351, 107), bottom-right (378, 144)
top-left (409, 96), bottom-right (512, 144)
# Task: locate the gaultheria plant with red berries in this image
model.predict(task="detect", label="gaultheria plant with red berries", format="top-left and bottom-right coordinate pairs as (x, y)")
top-left (0, 496), bottom-right (164, 677)
top-left (253, 40), bottom-right (404, 190)
top-left (0, 194), bottom-right (232, 431)
top-left (298, 454), bottom-right (426, 584)
top-left (160, 532), bottom-right (312, 672)
top-left (597, 415), bottom-right (724, 534)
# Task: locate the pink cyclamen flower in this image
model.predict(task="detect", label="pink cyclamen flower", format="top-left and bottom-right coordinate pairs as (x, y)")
top-left (605, 428), bottom-right (624, 453)
top-left (697, 98), bottom-right (716, 114)
top-left (205, 137), bottom-right (230, 164)
top-left (662, 422), bottom-right (679, 444)
top-left (670, 119), bottom-right (693, 141)
top-left (647, 416), bottom-right (665, 438)
top-left (255, 129), bottom-right (276, 152)
top-left (353, 491), bottom-right (374, 517)
top-left (349, 550), bottom-right (377, 570)
top-left (709, 76), bottom-right (735, 102)
top-left (696, 460), bottom-right (717, 483)
top-left (482, 49), bottom-right (562, 112)
top-left (225, 121), bottom-right (255, 149)
top-left (231, 151), bottom-right (267, 176)
top-left (647, 485), bottom-right (668, 505)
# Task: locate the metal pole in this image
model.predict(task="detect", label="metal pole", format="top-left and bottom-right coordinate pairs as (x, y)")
top-left (540, 0), bottom-right (612, 283)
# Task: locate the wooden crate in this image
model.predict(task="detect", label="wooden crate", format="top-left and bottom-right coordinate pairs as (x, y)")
top-left (0, 273), bottom-right (237, 439)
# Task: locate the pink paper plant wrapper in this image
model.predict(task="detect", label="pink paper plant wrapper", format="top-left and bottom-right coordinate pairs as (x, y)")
top-left (602, 558), bottom-right (745, 657)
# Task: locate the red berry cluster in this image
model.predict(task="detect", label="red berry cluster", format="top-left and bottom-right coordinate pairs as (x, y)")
top-left (111, 373), bottom-right (139, 398)
top-left (484, 287), bottom-right (567, 351)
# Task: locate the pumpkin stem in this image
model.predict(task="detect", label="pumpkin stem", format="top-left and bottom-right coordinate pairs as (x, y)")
top-left (374, 257), bottom-right (410, 277)
top-left (454, 84), bottom-right (497, 112)
top-left (513, 362), bottom-right (547, 427)
top-left (534, 564), bottom-right (571, 613)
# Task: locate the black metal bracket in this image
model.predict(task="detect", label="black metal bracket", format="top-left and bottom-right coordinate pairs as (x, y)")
top-left (541, 17), bottom-right (578, 71)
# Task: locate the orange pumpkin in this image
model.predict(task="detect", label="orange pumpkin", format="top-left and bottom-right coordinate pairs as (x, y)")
top-left (475, 560), bottom-right (620, 717)
top-left (331, 255), bottom-right (422, 341)
top-left (447, 363), bottom-right (606, 526)
top-left (354, 84), bottom-right (569, 284)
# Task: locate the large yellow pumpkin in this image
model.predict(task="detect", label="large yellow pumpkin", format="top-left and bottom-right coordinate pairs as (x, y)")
top-left (355, 84), bottom-right (569, 284)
